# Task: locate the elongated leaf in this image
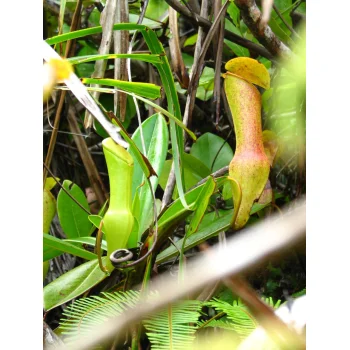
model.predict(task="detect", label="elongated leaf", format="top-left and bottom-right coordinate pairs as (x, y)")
top-left (82, 78), bottom-right (161, 100)
top-left (143, 28), bottom-right (189, 209)
top-left (129, 113), bottom-right (169, 238)
top-left (64, 237), bottom-right (108, 252)
top-left (156, 200), bottom-right (270, 264)
top-left (68, 53), bottom-right (162, 65)
top-left (106, 93), bottom-right (195, 140)
top-left (43, 257), bottom-right (109, 311)
top-left (156, 210), bottom-right (233, 264)
top-left (142, 184), bottom-right (210, 250)
top-left (46, 24), bottom-right (151, 45)
top-left (43, 233), bottom-right (97, 261)
top-left (224, 39), bottom-right (250, 58)
top-left (57, 180), bottom-right (92, 238)
top-left (58, 0), bottom-right (67, 37)
top-left (179, 177), bottom-right (216, 275)
top-left (186, 177), bottom-right (216, 238)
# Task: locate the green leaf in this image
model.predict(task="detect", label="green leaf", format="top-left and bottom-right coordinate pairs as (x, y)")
top-left (227, 2), bottom-right (241, 27)
top-left (273, 0), bottom-right (293, 27)
top-left (43, 257), bottom-right (109, 311)
top-left (159, 154), bottom-right (211, 194)
top-left (58, 0), bottom-right (67, 35)
top-left (64, 237), bottom-right (108, 252)
top-left (73, 41), bottom-right (98, 77)
top-left (145, 0), bottom-right (169, 21)
top-left (45, 24), bottom-right (159, 46)
top-left (196, 67), bottom-right (215, 101)
top-left (178, 177), bottom-right (216, 274)
top-left (88, 215), bottom-right (105, 233)
top-left (184, 178), bottom-right (216, 243)
top-left (184, 34), bottom-right (198, 47)
top-left (82, 78), bottom-right (161, 100)
top-left (224, 39), bottom-right (250, 57)
top-left (43, 233), bottom-right (97, 261)
top-left (156, 209), bottom-right (232, 264)
top-left (68, 53), bottom-right (162, 65)
top-left (183, 153), bottom-right (211, 179)
top-left (268, 16), bottom-right (293, 45)
top-left (130, 113), bottom-right (169, 238)
top-left (190, 133), bottom-right (234, 172)
top-left (57, 180), bottom-right (93, 238)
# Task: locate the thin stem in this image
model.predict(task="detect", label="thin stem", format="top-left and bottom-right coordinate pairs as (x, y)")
top-left (43, 162), bottom-right (91, 215)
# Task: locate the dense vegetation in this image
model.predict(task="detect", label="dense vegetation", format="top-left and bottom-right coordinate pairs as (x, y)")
top-left (43, 0), bottom-right (306, 349)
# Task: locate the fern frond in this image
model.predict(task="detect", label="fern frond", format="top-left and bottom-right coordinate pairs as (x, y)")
top-left (198, 319), bottom-right (248, 332)
top-left (143, 300), bottom-right (202, 350)
top-left (204, 298), bottom-right (257, 338)
top-left (262, 296), bottom-right (282, 309)
top-left (60, 290), bottom-right (202, 349)
top-left (59, 290), bottom-right (141, 342)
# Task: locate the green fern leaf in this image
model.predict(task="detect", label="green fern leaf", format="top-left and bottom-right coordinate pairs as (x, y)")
top-left (59, 290), bottom-right (141, 342)
top-left (143, 300), bottom-right (202, 350)
top-left (59, 291), bottom-right (202, 349)
top-left (204, 298), bottom-right (258, 338)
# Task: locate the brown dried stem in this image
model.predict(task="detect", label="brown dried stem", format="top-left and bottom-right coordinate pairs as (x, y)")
top-left (234, 0), bottom-right (292, 59)
top-left (67, 107), bottom-right (108, 207)
top-left (164, 0), bottom-right (274, 60)
top-left (169, 6), bottom-right (190, 89)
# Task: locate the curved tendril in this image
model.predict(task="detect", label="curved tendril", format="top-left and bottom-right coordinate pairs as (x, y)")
top-left (96, 220), bottom-right (109, 274)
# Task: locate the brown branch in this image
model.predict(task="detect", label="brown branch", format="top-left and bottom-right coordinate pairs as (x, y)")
top-left (164, 0), bottom-right (275, 60)
top-left (234, 0), bottom-right (292, 60)
top-left (169, 6), bottom-right (190, 88)
top-left (184, 0), bottom-right (230, 133)
top-left (67, 107), bottom-right (108, 207)
top-left (182, 0), bottom-right (209, 133)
